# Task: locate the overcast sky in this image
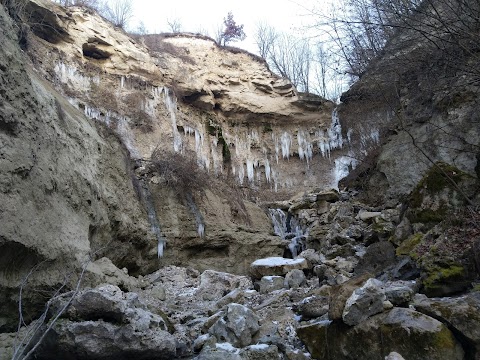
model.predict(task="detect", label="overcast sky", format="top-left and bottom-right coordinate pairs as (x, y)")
top-left (129, 0), bottom-right (320, 53)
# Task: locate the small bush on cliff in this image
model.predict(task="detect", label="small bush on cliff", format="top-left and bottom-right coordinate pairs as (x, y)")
top-left (149, 148), bottom-right (209, 197)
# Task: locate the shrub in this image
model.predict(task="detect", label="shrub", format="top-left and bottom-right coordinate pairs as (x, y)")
top-left (149, 149), bottom-right (209, 197)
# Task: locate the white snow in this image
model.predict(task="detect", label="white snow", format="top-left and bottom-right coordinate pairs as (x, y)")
top-left (216, 342), bottom-right (240, 354)
top-left (252, 257), bottom-right (306, 267)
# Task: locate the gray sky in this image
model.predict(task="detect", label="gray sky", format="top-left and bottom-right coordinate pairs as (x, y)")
top-left (129, 0), bottom-right (320, 53)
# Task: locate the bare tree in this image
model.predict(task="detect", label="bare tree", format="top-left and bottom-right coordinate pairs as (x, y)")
top-left (254, 21), bottom-right (278, 59)
top-left (104, 0), bottom-right (133, 29)
top-left (167, 17), bottom-right (182, 33)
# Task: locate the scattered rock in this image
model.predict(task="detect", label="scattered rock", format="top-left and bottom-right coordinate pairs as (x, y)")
top-left (239, 344), bottom-right (279, 359)
top-left (196, 270), bottom-right (253, 301)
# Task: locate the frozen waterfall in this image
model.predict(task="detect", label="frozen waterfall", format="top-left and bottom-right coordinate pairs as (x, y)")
top-left (268, 209), bottom-right (308, 258)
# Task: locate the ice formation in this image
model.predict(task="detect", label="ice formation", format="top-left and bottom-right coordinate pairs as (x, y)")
top-left (268, 209), bottom-right (308, 258)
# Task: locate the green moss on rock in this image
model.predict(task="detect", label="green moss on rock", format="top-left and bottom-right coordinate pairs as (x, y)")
top-left (422, 264), bottom-right (468, 297)
top-left (396, 233), bottom-right (423, 257)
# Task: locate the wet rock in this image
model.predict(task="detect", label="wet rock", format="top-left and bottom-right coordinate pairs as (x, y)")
top-left (258, 276), bottom-right (285, 294)
top-left (285, 269), bottom-right (306, 289)
top-left (208, 303), bottom-right (260, 347)
top-left (342, 278), bottom-right (386, 326)
top-left (250, 257), bottom-right (309, 280)
top-left (297, 308), bottom-right (464, 360)
top-left (413, 292), bottom-right (480, 358)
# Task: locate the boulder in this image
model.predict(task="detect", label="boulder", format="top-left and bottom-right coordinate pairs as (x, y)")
top-left (208, 303), bottom-right (260, 348)
top-left (342, 278), bottom-right (386, 326)
top-left (383, 280), bottom-right (418, 305)
top-left (293, 295), bottom-right (329, 320)
top-left (413, 292), bottom-right (480, 359)
top-left (354, 241), bottom-right (396, 276)
top-left (37, 319), bottom-right (176, 360)
top-left (239, 344), bottom-right (280, 359)
top-left (284, 269), bottom-right (306, 289)
top-left (258, 276), bottom-right (285, 294)
top-left (328, 273), bottom-right (372, 320)
top-left (385, 352), bottom-right (406, 360)
top-left (196, 343), bottom-right (242, 360)
top-left (250, 257), bottom-right (309, 280)
top-left (297, 308), bottom-right (464, 360)
top-left (357, 210), bottom-right (382, 222)
top-left (196, 270), bottom-right (253, 301)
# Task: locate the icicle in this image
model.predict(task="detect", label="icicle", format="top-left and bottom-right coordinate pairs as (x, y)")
top-left (265, 159), bottom-right (271, 183)
top-left (186, 192), bottom-right (205, 238)
top-left (333, 155), bottom-right (357, 189)
top-left (162, 88), bottom-right (182, 152)
top-left (281, 132), bottom-right (292, 159)
top-left (246, 159), bottom-right (255, 183)
top-left (120, 76), bottom-right (125, 89)
top-left (238, 164), bottom-right (245, 185)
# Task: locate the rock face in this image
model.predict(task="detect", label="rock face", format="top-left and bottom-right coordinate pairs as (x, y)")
top-left (22, 0), bottom-right (340, 197)
top-left (0, 2), bottom-right (152, 331)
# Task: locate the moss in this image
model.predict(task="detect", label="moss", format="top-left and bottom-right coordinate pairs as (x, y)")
top-left (433, 326), bottom-right (457, 350)
top-left (471, 284), bottom-right (480, 292)
top-left (408, 207), bottom-right (447, 224)
top-left (423, 264), bottom-right (465, 294)
top-left (409, 162), bottom-right (471, 207)
top-left (396, 233), bottom-right (423, 256)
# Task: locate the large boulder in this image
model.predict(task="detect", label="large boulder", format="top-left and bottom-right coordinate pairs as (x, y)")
top-left (297, 308), bottom-right (464, 360)
top-left (37, 320), bottom-right (176, 360)
top-left (250, 257), bottom-right (309, 280)
top-left (34, 285), bottom-right (176, 359)
top-left (196, 270), bottom-right (253, 301)
top-left (208, 303), bottom-right (260, 348)
top-left (293, 295), bottom-right (329, 320)
top-left (413, 292), bottom-right (480, 359)
top-left (328, 273), bottom-right (371, 320)
top-left (342, 278), bottom-right (386, 326)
